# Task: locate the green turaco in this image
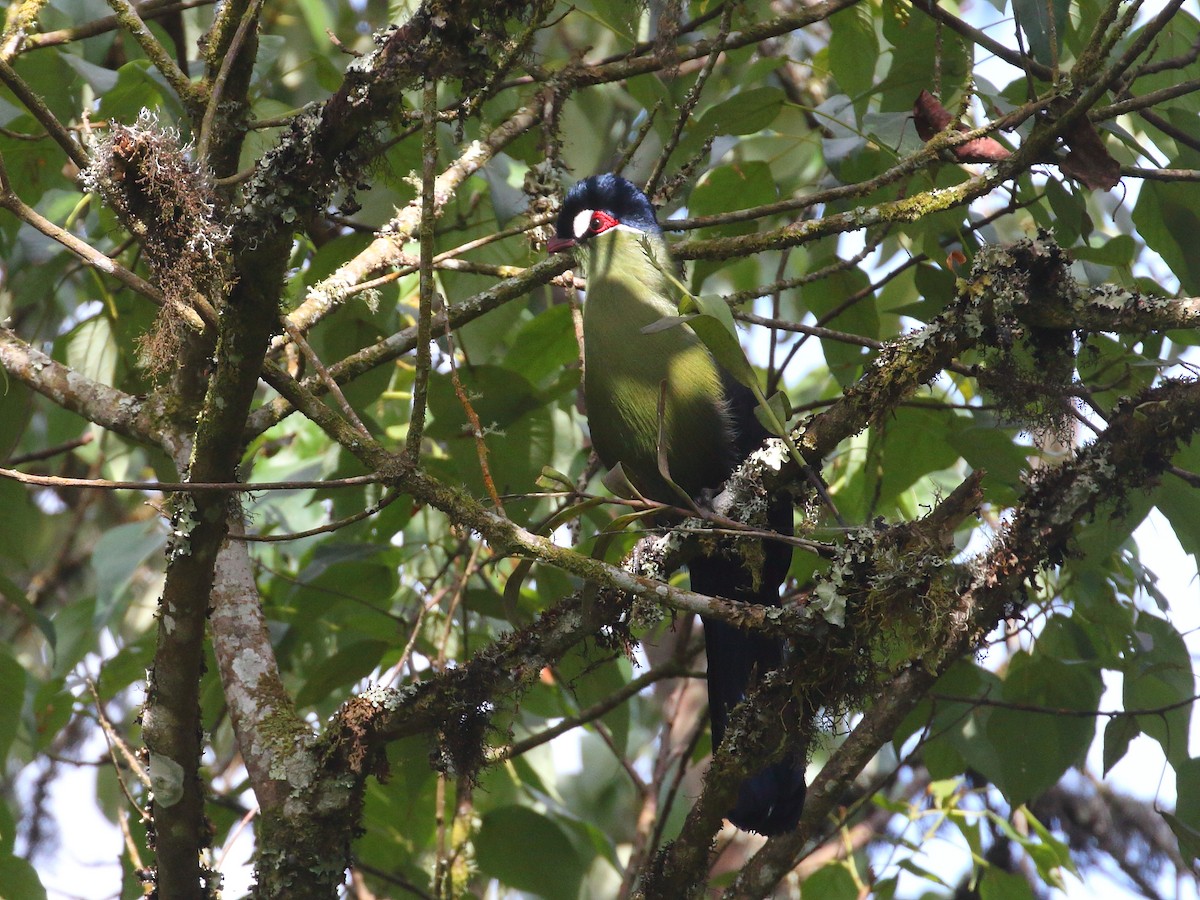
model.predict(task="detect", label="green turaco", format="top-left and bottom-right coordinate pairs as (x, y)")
top-left (549, 173), bottom-right (805, 835)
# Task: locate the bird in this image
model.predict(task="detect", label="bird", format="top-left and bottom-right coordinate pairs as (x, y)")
top-left (548, 173), bottom-right (806, 835)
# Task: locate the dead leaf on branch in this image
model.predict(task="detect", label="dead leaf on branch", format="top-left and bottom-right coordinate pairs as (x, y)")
top-left (912, 89), bottom-right (1013, 164)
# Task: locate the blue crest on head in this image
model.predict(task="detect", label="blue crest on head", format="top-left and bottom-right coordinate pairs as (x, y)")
top-left (555, 174), bottom-right (661, 239)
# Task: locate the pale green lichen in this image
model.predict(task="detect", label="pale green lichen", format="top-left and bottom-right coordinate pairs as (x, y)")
top-left (148, 753), bottom-right (185, 807)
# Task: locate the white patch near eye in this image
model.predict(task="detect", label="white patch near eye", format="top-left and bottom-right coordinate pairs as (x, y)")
top-left (573, 209), bottom-right (594, 239)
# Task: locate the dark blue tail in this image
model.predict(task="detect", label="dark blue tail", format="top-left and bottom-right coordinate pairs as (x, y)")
top-left (698, 616), bottom-right (805, 835)
top-left (690, 514), bottom-right (806, 836)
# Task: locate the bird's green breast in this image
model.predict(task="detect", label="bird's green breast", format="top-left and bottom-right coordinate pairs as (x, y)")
top-left (579, 228), bottom-right (732, 501)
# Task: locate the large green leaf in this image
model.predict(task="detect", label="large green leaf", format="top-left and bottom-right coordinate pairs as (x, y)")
top-left (1156, 440), bottom-right (1200, 565)
top-left (688, 162), bottom-right (778, 240)
top-left (91, 519), bottom-right (166, 627)
top-left (1132, 146), bottom-right (1200, 295)
top-left (1013, 0), bottom-right (1070, 68)
top-left (355, 737), bottom-right (438, 886)
top-left (1123, 613), bottom-right (1193, 765)
top-left (829, 5), bottom-right (880, 104)
top-left (97, 59), bottom-right (174, 121)
top-left (799, 255), bottom-right (877, 387)
top-left (64, 316), bottom-right (118, 387)
top-left (983, 651), bottom-right (1100, 805)
top-left (424, 363), bottom-right (568, 496)
top-left (475, 806), bottom-right (585, 898)
top-left (696, 86), bottom-right (785, 137)
top-left (506, 305), bottom-right (581, 386)
top-left (295, 639), bottom-right (390, 709)
top-left (878, 0), bottom-right (969, 112)
top-left (900, 661), bottom-right (1002, 780)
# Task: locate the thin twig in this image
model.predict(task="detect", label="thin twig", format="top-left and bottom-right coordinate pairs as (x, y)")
top-left (444, 324), bottom-right (505, 514)
top-left (406, 77), bottom-right (439, 461)
top-left (20, 0), bottom-right (215, 52)
top-left (87, 679), bottom-right (151, 790)
top-left (3, 433), bottom-right (95, 466)
top-left (229, 490), bottom-right (400, 542)
top-left (196, 0), bottom-right (262, 162)
top-left (104, 0), bottom-right (200, 107)
top-left (495, 660), bottom-right (688, 761)
top-left (0, 153), bottom-right (169, 308)
top-left (281, 316), bottom-right (372, 439)
top-left (645, 4), bottom-right (733, 196)
top-left (0, 465), bottom-right (380, 492)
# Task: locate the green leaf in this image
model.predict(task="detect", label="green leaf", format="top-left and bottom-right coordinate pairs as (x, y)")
top-left (587, 0), bottom-right (642, 41)
top-left (64, 316), bottom-right (117, 387)
top-left (295, 639), bottom-right (390, 709)
top-left (0, 854), bottom-right (46, 900)
top-left (1078, 334), bottom-right (1158, 411)
top-left (0, 569), bottom-right (55, 651)
top-left (1044, 178), bottom-right (1084, 246)
top-left (979, 867), bottom-right (1036, 900)
top-left (837, 406), bottom-right (961, 521)
top-left (1101, 715), bottom-right (1138, 775)
top-left (1161, 753), bottom-right (1200, 868)
top-left (506, 305), bottom-right (580, 386)
top-left (0, 798), bottom-right (15, 855)
top-left (1167, 756), bottom-right (1200, 863)
top-left (1020, 806), bottom-right (1077, 882)
top-left (60, 52), bottom-right (121, 94)
top-left (1071, 234), bottom-right (1135, 267)
top-left (696, 86), bottom-right (785, 136)
top-left (1124, 614), bottom-right (1193, 764)
top-left (668, 288), bottom-right (760, 393)
top-left (689, 162), bottom-right (778, 239)
top-left (878, 0), bottom-right (969, 112)
top-left (1163, 811), bottom-right (1200, 866)
top-left (909, 661), bottom-right (1002, 780)
top-left (294, 0), bottom-right (335, 47)
top-left (1013, 0), bottom-right (1070, 69)
top-left (92, 520), bottom-right (166, 627)
top-left (984, 652), bottom-right (1100, 805)
top-left (947, 421), bottom-right (1028, 506)
top-left (49, 596), bottom-right (99, 679)
top-left (475, 806), bottom-right (584, 898)
top-left (98, 59), bottom-right (172, 121)
top-left (796, 254), bottom-right (876, 386)
top-left (1132, 169), bottom-right (1200, 295)
top-left (1157, 440), bottom-right (1200, 564)
top-left (356, 737), bottom-right (437, 881)
top-left (829, 5), bottom-right (879, 102)
top-left (875, 407), bottom-right (961, 505)
top-left (1124, 11), bottom-right (1200, 114)
top-left (754, 389), bottom-right (792, 435)
top-left (0, 646), bottom-right (25, 762)
top-left (556, 645), bottom-right (631, 754)
top-left (800, 862), bottom-right (860, 900)
top-left (11, 51), bottom-right (81, 122)
top-left (425, 364), bottom-right (566, 496)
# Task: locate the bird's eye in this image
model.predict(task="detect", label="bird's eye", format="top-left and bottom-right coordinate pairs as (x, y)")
top-left (589, 213), bottom-right (606, 233)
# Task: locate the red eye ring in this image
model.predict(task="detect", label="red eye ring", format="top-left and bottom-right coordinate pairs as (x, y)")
top-left (587, 210), bottom-right (619, 235)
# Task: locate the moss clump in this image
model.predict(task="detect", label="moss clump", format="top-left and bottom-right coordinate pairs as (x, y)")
top-left (83, 111), bottom-right (231, 373)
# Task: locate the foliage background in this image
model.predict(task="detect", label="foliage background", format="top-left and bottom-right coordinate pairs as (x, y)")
top-left (0, 0), bottom-right (1198, 897)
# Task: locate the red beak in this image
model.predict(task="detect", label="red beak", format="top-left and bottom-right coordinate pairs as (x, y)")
top-left (547, 236), bottom-right (576, 254)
